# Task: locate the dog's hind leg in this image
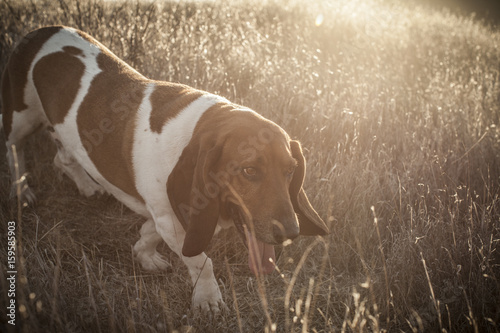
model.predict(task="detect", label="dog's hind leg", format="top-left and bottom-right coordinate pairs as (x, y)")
top-left (1, 52), bottom-right (55, 203)
top-left (133, 219), bottom-right (171, 271)
top-left (53, 145), bottom-right (104, 197)
top-left (4, 109), bottom-right (44, 205)
top-left (2, 64), bottom-right (47, 204)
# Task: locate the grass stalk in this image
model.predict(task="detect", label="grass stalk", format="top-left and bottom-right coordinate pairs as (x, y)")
top-left (0, 0), bottom-right (498, 331)
top-left (371, 206), bottom-right (391, 329)
top-left (421, 252), bottom-right (443, 332)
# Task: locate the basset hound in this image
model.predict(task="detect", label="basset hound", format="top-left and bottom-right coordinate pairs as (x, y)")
top-left (1, 26), bottom-right (329, 313)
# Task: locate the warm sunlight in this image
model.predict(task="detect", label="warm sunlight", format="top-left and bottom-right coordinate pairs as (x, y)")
top-left (0, 0), bottom-right (499, 332)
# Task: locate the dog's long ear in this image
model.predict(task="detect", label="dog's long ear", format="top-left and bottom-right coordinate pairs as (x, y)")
top-left (167, 140), bottom-right (223, 257)
top-left (289, 140), bottom-right (330, 235)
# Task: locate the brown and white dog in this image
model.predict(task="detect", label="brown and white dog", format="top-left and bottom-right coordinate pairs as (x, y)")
top-left (1, 26), bottom-right (329, 313)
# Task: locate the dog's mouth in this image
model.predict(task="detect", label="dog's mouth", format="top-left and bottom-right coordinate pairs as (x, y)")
top-left (229, 203), bottom-right (276, 276)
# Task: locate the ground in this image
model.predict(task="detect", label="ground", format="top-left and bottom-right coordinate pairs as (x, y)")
top-left (0, 0), bottom-right (499, 332)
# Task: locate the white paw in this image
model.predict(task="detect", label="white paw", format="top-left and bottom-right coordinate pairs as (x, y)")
top-left (193, 299), bottom-right (228, 317)
top-left (136, 251), bottom-right (171, 271)
top-left (192, 283), bottom-right (227, 316)
top-left (10, 184), bottom-right (36, 206)
top-left (76, 180), bottom-right (104, 197)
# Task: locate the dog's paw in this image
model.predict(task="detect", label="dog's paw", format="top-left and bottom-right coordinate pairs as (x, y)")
top-left (193, 299), bottom-right (228, 318)
top-left (192, 282), bottom-right (227, 317)
top-left (136, 251), bottom-right (171, 271)
top-left (10, 184), bottom-right (36, 206)
top-left (76, 181), bottom-right (105, 198)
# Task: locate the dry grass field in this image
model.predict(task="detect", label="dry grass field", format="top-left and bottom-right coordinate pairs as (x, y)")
top-left (0, 0), bottom-right (499, 332)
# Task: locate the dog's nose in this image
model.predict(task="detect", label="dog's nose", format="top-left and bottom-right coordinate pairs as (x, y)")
top-left (272, 220), bottom-right (299, 243)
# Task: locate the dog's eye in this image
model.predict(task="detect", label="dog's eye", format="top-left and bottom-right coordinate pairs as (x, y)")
top-left (243, 167), bottom-right (257, 178)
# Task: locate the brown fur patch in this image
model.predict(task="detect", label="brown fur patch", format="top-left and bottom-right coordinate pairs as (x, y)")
top-left (62, 46), bottom-right (83, 56)
top-left (33, 49), bottom-right (85, 125)
top-left (149, 83), bottom-right (204, 133)
top-left (77, 50), bottom-right (147, 202)
top-left (1, 26), bottom-right (62, 139)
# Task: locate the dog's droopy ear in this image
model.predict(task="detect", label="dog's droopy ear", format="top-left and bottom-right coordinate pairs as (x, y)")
top-left (167, 141), bottom-right (223, 257)
top-left (289, 140), bottom-right (330, 236)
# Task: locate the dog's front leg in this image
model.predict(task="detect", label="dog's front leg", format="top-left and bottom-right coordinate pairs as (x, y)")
top-left (152, 212), bottom-right (225, 314)
top-left (183, 254), bottom-right (225, 315)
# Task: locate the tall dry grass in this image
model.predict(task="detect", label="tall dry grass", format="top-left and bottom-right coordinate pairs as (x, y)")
top-left (0, 0), bottom-right (499, 332)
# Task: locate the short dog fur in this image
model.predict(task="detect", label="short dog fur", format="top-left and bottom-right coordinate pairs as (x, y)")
top-left (1, 26), bottom-right (329, 313)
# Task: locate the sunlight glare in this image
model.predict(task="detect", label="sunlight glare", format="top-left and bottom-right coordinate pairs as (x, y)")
top-left (315, 13), bottom-right (324, 26)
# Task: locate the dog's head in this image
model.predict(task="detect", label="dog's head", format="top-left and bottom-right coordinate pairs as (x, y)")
top-left (167, 108), bottom-right (329, 275)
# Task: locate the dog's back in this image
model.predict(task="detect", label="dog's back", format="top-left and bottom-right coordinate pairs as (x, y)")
top-left (0, 26), bottom-right (228, 211)
top-left (1, 26), bottom-right (148, 205)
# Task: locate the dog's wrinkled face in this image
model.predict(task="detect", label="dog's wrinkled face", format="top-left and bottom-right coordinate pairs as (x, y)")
top-left (213, 119), bottom-right (301, 275)
top-left (167, 109), bottom-right (329, 275)
top-left (218, 125), bottom-right (300, 244)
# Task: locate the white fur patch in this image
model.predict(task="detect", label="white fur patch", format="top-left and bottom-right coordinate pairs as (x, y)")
top-left (132, 83), bottom-right (229, 218)
top-left (33, 28), bottom-right (147, 215)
